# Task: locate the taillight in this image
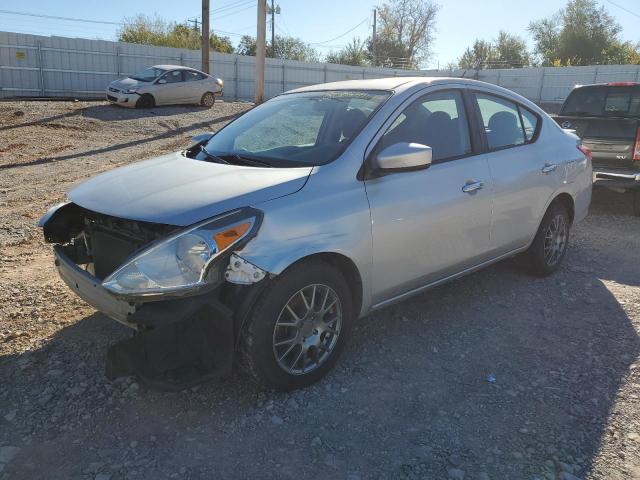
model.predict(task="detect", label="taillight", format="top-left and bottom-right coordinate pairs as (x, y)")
top-left (634, 127), bottom-right (640, 161)
top-left (578, 144), bottom-right (592, 162)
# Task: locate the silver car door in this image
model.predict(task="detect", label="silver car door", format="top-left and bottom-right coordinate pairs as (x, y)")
top-left (473, 92), bottom-right (563, 254)
top-left (153, 69), bottom-right (186, 104)
top-left (183, 70), bottom-right (207, 102)
top-left (364, 88), bottom-right (494, 304)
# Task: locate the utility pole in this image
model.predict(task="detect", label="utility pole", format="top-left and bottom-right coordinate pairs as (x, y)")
top-left (187, 17), bottom-right (200, 32)
top-left (372, 8), bottom-right (377, 67)
top-left (201, 0), bottom-right (210, 74)
top-left (271, 0), bottom-right (275, 56)
top-left (256, 0), bottom-right (266, 103)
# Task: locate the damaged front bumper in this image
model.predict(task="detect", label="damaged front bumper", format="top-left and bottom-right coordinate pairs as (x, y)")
top-left (54, 244), bottom-right (237, 390)
top-left (54, 245), bottom-right (137, 326)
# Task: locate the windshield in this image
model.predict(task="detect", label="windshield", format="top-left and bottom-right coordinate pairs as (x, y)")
top-left (561, 86), bottom-right (640, 117)
top-left (130, 67), bottom-right (167, 82)
top-left (201, 90), bottom-right (390, 167)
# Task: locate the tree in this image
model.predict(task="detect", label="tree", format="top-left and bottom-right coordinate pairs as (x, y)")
top-left (326, 39), bottom-right (369, 66)
top-left (494, 31), bottom-right (530, 68)
top-left (529, 0), bottom-right (640, 66)
top-left (237, 34), bottom-right (319, 62)
top-left (368, 0), bottom-right (439, 69)
top-left (457, 32), bottom-right (530, 70)
top-left (118, 15), bottom-right (233, 53)
top-left (458, 40), bottom-right (496, 70)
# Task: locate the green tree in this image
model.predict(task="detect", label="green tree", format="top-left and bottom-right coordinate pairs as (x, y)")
top-left (494, 31), bottom-right (530, 68)
top-left (529, 0), bottom-right (639, 66)
top-left (118, 15), bottom-right (233, 53)
top-left (326, 39), bottom-right (369, 66)
top-left (457, 32), bottom-right (530, 69)
top-left (458, 40), bottom-right (496, 69)
top-left (367, 0), bottom-right (439, 69)
top-left (237, 34), bottom-right (319, 62)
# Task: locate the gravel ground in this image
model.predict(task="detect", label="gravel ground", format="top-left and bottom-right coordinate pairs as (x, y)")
top-left (1, 100), bottom-right (639, 480)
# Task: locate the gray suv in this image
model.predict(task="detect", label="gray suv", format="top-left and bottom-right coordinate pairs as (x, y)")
top-left (40, 77), bottom-right (592, 391)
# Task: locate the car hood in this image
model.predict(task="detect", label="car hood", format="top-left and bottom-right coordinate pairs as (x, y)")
top-left (110, 77), bottom-right (146, 89)
top-left (68, 152), bottom-right (313, 226)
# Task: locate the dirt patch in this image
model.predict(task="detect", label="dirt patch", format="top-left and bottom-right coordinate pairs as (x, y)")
top-left (0, 100), bottom-right (639, 480)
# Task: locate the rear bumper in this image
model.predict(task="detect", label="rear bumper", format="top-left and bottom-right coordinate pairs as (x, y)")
top-left (593, 168), bottom-right (640, 190)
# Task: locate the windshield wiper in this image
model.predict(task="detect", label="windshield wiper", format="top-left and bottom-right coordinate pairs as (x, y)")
top-left (200, 147), bottom-right (230, 164)
top-left (219, 154), bottom-right (273, 168)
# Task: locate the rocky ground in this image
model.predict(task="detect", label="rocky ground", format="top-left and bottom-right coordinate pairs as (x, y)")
top-left (1, 100), bottom-right (639, 480)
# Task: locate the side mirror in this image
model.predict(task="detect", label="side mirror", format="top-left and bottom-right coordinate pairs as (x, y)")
top-left (157, 78), bottom-right (167, 84)
top-left (191, 132), bottom-right (214, 144)
top-left (373, 142), bottom-right (432, 173)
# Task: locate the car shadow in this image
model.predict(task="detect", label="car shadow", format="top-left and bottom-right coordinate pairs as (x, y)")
top-left (0, 111), bottom-right (241, 171)
top-left (80, 104), bottom-right (226, 122)
top-left (0, 224), bottom-right (638, 479)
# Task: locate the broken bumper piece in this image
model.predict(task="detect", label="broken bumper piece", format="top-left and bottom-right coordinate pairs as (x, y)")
top-left (54, 245), bottom-right (235, 390)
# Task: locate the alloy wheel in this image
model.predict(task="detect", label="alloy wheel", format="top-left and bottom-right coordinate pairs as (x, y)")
top-left (543, 214), bottom-right (567, 266)
top-left (272, 284), bottom-right (342, 375)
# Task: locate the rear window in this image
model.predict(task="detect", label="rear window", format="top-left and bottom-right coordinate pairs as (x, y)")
top-left (561, 86), bottom-right (640, 117)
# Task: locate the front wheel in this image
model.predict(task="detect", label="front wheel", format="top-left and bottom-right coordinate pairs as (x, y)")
top-left (136, 93), bottom-right (155, 109)
top-left (516, 202), bottom-right (570, 277)
top-left (200, 92), bottom-right (216, 108)
top-left (239, 261), bottom-right (353, 391)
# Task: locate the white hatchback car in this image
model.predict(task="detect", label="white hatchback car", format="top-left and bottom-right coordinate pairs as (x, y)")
top-left (106, 65), bottom-right (223, 108)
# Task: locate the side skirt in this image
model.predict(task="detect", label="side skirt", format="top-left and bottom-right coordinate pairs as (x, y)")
top-left (370, 246), bottom-right (528, 312)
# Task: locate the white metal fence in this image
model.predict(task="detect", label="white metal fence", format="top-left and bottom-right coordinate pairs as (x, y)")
top-left (0, 31), bottom-right (429, 101)
top-left (2, 31), bottom-right (640, 105)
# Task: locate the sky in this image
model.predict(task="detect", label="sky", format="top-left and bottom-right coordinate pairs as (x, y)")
top-left (1, 0), bottom-right (638, 69)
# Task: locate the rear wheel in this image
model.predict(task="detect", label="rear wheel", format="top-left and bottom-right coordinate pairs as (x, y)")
top-left (136, 94), bottom-right (155, 109)
top-left (632, 189), bottom-right (640, 217)
top-left (239, 261), bottom-right (353, 391)
top-left (516, 202), bottom-right (570, 277)
top-left (200, 92), bottom-right (216, 108)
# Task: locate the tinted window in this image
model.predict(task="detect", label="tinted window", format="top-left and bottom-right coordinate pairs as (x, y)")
top-left (520, 107), bottom-right (539, 142)
top-left (162, 70), bottom-right (183, 84)
top-left (185, 70), bottom-right (206, 82)
top-left (380, 90), bottom-right (471, 161)
top-left (203, 90), bottom-right (390, 167)
top-left (561, 86), bottom-right (640, 117)
top-left (476, 94), bottom-right (525, 150)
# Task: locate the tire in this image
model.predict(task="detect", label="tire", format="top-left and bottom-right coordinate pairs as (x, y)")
top-left (632, 189), bottom-right (640, 217)
top-left (136, 94), bottom-right (155, 109)
top-left (239, 261), bottom-right (353, 391)
top-left (516, 202), bottom-right (571, 277)
top-left (200, 92), bottom-right (216, 108)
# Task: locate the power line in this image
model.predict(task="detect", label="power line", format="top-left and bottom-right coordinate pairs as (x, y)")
top-left (211, 0), bottom-right (255, 14)
top-left (0, 9), bottom-right (122, 25)
top-left (309, 17), bottom-right (369, 45)
top-left (601, 0), bottom-right (640, 19)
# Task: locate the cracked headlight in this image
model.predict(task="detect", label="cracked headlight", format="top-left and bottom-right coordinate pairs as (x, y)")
top-left (102, 210), bottom-right (260, 297)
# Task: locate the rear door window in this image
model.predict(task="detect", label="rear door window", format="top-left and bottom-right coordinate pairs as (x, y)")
top-left (379, 90), bottom-right (472, 162)
top-left (475, 94), bottom-right (525, 150)
top-left (520, 107), bottom-right (539, 142)
top-left (185, 70), bottom-right (206, 82)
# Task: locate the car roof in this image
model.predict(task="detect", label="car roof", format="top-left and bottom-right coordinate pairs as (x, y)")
top-left (151, 64), bottom-right (204, 73)
top-left (288, 76), bottom-right (505, 93)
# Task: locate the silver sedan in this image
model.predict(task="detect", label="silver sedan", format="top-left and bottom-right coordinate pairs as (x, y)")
top-left (106, 65), bottom-right (223, 108)
top-left (41, 77), bottom-right (592, 391)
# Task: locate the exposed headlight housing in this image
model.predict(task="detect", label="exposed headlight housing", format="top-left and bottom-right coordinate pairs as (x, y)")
top-left (123, 87), bottom-right (139, 94)
top-left (102, 209), bottom-right (261, 297)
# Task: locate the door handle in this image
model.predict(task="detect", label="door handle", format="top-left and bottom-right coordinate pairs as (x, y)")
top-left (542, 163), bottom-right (558, 173)
top-left (462, 181), bottom-right (484, 193)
